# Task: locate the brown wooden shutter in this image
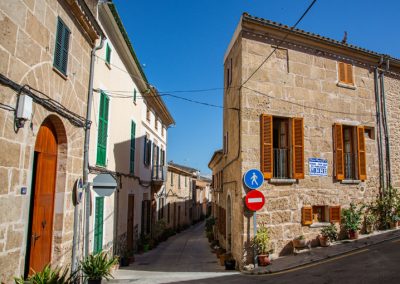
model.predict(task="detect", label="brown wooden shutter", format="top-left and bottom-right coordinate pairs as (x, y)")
top-left (357, 126), bottom-right (367, 180)
top-left (334, 124), bottom-right (344, 180)
top-left (338, 62), bottom-right (346, 83)
top-left (261, 115), bottom-right (273, 179)
top-left (329, 206), bottom-right (341, 223)
top-left (346, 64), bottom-right (354, 85)
top-left (302, 206), bottom-right (313, 225)
top-left (292, 118), bottom-right (304, 179)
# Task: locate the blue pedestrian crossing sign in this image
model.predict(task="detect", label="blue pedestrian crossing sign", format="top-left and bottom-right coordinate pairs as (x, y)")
top-left (243, 169), bottom-right (264, 190)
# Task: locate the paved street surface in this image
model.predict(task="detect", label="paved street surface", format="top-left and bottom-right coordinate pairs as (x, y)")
top-left (110, 222), bottom-right (238, 283)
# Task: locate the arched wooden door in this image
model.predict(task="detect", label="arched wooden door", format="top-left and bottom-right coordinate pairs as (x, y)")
top-left (28, 122), bottom-right (58, 273)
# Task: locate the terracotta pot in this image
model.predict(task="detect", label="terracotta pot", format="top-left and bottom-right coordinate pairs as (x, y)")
top-left (219, 254), bottom-right (228, 266)
top-left (293, 239), bottom-right (307, 248)
top-left (348, 230), bottom-right (359, 239)
top-left (257, 254), bottom-right (271, 266)
top-left (318, 235), bottom-right (330, 247)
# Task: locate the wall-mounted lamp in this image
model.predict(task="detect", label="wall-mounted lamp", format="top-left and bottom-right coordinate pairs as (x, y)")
top-left (15, 94), bottom-right (32, 129)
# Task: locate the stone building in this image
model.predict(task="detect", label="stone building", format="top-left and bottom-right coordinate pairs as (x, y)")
top-left (209, 13), bottom-right (400, 268)
top-left (0, 0), bottom-right (103, 281)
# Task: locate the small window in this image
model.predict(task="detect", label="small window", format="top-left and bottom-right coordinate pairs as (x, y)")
top-left (105, 43), bottom-right (111, 65)
top-left (170, 172), bottom-right (174, 186)
top-left (133, 89), bottom-right (137, 103)
top-left (146, 106), bottom-right (151, 122)
top-left (143, 135), bottom-right (151, 167)
top-left (161, 126), bottom-right (165, 137)
top-left (53, 17), bottom-right (71, 75)
top-left (178, 174), bottom-right (181, 189)
top-left (155, 117), bottom-right (158, 130)
top-left (223, 132), bottom-right (228, 155)
top-left (302, 206), bottom-right (341, 225)
top-left (338, 62), bottom-right (354, 85)
top-left (129, 121), bottom-right (136, 174)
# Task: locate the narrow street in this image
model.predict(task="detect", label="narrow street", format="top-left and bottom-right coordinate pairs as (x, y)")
top-left (110, 222), bottom-right (238, 283)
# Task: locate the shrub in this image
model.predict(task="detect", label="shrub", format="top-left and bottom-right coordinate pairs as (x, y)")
top-left (80, 251), bottom-right (119, 281)
top-left (320, 224), bottom-right (338, 241)
top-left (342, 203), bottom-right (363, 232)
top-left (15, 264), bottom-right (76, 284)
top-left (252, 226), bottom-right (271, 255)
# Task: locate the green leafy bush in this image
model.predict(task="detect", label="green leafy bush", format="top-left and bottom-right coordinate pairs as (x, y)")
top-left (14, 264), bottom-right (76, 284)
top-left (252, 226), bottom-right (271, 255)
top-left (205, 216), bottom-right (216, 232)
top-left (320, 224), bottom-right (338, 241)
top-left (342, 203), bottom-right (363, 232)
top-left (80, 251), bottom-right (118, 281)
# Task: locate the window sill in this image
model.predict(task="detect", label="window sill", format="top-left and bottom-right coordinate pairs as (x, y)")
top-left (269, 178), bottom-right (297, 184)
top-left (310, 222), bottom-right (331, 228)
top-left (52, 66), bottom-right (68, 81)
top-left (341, 179), bottom-right (361, 184)
top-left (337, 82), bottom-right (356, 90)
top-left (105, 62), bottom-right (111, 69)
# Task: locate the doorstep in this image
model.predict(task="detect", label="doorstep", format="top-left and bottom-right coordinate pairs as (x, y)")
top-left (241, 228), bottom-right (400, 275)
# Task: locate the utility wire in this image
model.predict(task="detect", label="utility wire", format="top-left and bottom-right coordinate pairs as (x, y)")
top-left (240, 0), bottom-right (318, 88)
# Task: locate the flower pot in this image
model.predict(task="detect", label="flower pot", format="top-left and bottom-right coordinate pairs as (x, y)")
top-left (390, 222), bottom-right (399, 229)
top-left (143, 244), bottom-right (150, 252)
top-left (120, 257), bottom-right (130, 267)
top-left (224, 259), bottom-right (236, 270)
top-left (348, 230), bottom-right (359, 240)
top-left (292, 239), bottom-right (307, 248)
top-left (257, 254), bottom-right (271, 266)
top-left (219, 254), bottom-right (228, 266)
top-left (88, 279), bottom-right (102, 284)
top-left (318, 236), bottom-right (330, 247)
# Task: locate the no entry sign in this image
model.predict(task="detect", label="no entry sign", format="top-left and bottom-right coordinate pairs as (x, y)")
top-left (245, 190), bottom-right (265, 211)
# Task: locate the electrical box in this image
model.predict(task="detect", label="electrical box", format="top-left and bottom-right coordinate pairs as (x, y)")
top-left (16, 94), bottom-right (33, 120)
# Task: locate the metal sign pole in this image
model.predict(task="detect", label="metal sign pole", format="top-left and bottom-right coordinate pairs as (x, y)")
top-left (253, 211), bottom-right (258, 268)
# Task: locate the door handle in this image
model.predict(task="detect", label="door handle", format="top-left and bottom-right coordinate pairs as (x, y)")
top-left (32, 232), bottom-right (40, 244)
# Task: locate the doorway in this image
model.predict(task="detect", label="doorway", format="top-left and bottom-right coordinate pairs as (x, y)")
top-left (26, 121), bottom-right (58, 275)
top-left (127, 195), bottom-right (135, 253)
top-left (227, 195), bottom-right (232, 252)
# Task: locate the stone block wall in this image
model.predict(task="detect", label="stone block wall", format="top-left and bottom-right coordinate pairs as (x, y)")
top-left (0, 0), bottom-right (92, 281)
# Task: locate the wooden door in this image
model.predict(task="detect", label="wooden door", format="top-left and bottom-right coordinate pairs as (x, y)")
top-left (93, 197), bottom-right (104, 253)
top-left (29, 123), bottom-right (58, 273)
top-left (127, 195), bottom-right (135, 253)
top-left (173, 203), bottom-right (176, 229)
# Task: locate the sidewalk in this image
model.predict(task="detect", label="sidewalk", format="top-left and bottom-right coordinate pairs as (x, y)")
top-left (243, 228), bottom-right (400, 275)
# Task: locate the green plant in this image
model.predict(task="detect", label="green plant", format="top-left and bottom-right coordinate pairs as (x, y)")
top-left (205, 216), bottom-right (216, 232)
top-left (252, 226), bottom-right (271, 255)
top-left (295, 235), bottom-right (305, 240)
top-left (14, 264), bottom-right (76, 284)
top-left (80, 251), bottom-right (119, 281)
top-left (320, 224), bottom-right (338, 241)
top-left (367, 187), bottom-right (400, 229)
top-left (342, 203), bottom-right (363, 232)
top-left (154, 219), bottom-right (167, 241)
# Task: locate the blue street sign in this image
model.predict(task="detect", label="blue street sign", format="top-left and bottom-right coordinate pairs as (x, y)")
top-left (243, 169), bottom-right (264, 190)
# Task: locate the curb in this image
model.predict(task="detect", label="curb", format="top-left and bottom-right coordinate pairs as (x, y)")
top-left (241, 230), bottom-right (400, 275)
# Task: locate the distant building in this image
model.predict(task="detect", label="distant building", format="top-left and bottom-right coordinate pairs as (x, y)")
top-left (209, 13), bottom-right (400, 268)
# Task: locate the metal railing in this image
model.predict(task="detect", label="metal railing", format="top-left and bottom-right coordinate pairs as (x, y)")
top-left (273, 148), bottom-right (289, 179)
top-left (344, 153), bottom-right (357, 180)
top-left (152, 165), bottom-right (167, 181)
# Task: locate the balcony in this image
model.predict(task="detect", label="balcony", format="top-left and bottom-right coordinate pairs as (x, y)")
top-left (344, 153), bottom-right (357, 180)
top-left (273, 148), bottom-right (289, 179)
top-left (152, 165), bottom-right (167, 183)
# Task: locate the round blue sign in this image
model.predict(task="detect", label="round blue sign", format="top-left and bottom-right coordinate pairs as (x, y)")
top-left (243, 169), bottom-right (264, 190)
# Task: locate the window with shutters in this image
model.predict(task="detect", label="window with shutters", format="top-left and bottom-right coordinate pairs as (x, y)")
top-left (334, 124), bottom-right (367, 181)
top-left (96, 91), bottom-right (109, 166)
top-left (155, 117), bottom-right (158, 130)
top-left (53, 17), bottom-right (71, 76)
top-left (105, 43), bottom-right (111, 65)
top-left (146, 106), bottom-right (151, 122)
top-left (260, 115), bottom-right (304, 180)
top-left (178, 174), bottom-right (181, 189)
top-left (161, 126), bottom-right (165, 137)
top-left (143, 134), bottom-right (151, 167)
top-left (302, 205), bottom-right (341, 225)
top-left (129, 121), bottom-right (136, 174)
top-left (338, 62), bottom-right (354, 86)
top-left (133, 89), bottom-right (137, 103)
top-left (93, 197), bottom-right (104, 253)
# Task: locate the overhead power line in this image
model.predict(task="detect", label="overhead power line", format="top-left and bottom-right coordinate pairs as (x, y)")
top-left (240, 0), bottom-right (318, 88)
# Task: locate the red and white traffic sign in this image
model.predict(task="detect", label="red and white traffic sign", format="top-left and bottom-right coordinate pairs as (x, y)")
top-left (245, 190), bottom-right (265, 211)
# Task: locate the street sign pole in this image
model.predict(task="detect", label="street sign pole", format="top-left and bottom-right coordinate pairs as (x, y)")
top-left (253, 211), bottom-right (258, 268)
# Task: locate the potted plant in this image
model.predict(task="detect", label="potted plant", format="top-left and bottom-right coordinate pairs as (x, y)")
top-left (342, 203), bottom-right (363, 239)
top-left (292, 235), bottom-right (307, 248)
top-left (364, 210), bottom-right (377, 234)
top-left (15, 264), bottom-right (77, 284)
top-left (224, 254), bottom-right (236, 270)
top-left (319, 224), bottom-right (338, 247)
top-left (80, 251), bottom-right (119, 284)
top-left (252, 226), bottom-right (271, 266)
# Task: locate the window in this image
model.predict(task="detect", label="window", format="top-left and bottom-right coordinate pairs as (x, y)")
top-left (260, 115), bottom-right (304, 180)
top-left (185, 176), bottom-right (187, 187)
top-left (53, 17), bottom-right (70, 75)
top-left (93, 196), bottom-right (104, 253)
top-left (223, 132), bottom-right (228, 155)
top-left (162, 126), bottom-right (165, 137)
top-left (141, 200), bottom-right (151, 234)
top-left (96, 91), bottom-right (109, 166)
top-left (105, 43), bottom-right (111, 65)
top-left (226, 58), bottom-right (232, 88)
top-left (160, 149), bottom-right (165, 166)
top-left (146, 106), bottom-right (151, 122)
top-left (333, 124), bottom-right (367, 181)
top-left (302, 206), bottom-right (341, 225)
top-left (338, 62), bottom-right (354, 85)
top-left (170, 172), bottom-right (174, 186)
top-left (178, 174), bottom-right (181, 189)
top-left (143, 135), bottom-right (151, 167)
top-left (155, 117), bottom-right (158, 130)
top-left (129, 121), bottom-right (136, 174)
top-left (133, 89), bottom-right (137, 103)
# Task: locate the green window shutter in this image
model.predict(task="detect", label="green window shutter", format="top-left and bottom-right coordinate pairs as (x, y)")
top-left (53, 17), bottom-right (70, 75)
top-left (105, 43), bottom-right (111, 64)
top-left (96, 92), bottom-right (109, 166)
top-left (94, 197), bottom-right (104, 253)
top-left (133, 89), bottom-right (137, 103)
top-left (130, 121), bottom-right (136, 174)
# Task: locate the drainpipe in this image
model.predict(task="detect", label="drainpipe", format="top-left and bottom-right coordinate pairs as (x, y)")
top-left (82, 37), bottom-right (105, 262)
top-left (379, 70), bottom-right (392, 188)
top-left (373, 68), bottom-right (385, 194)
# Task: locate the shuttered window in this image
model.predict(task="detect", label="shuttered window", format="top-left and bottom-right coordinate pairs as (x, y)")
top-left (105, 43), bottom-right (111, 64)
top-left (261, 115), bottom-right (273, 179)
top-left (302, 206), bottom-right (313, 225)
top-left (93, 197), bottom-right (104, 253)
top-left (130, 121), bottom-right (136, 174)
top-left (338, 62), bottom-right (354, 85)
top-left (292, 118), bottom-right (304, 179)
top-left (357, 126), bottom-right (367, 180)
top-left (133, 89), bottom-right (137, 103)
top-left (96, 92), bottom-right (109, 166)
top-left (53, 17), bottom-right (70, 75)
top-left (329, 206), bottom-right (341, 223)
top-left (334, 124), bottom-right (344, 180)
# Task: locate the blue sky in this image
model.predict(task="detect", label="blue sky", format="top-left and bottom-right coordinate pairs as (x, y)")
top-left (113, 0), bottom-right (400, 174)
